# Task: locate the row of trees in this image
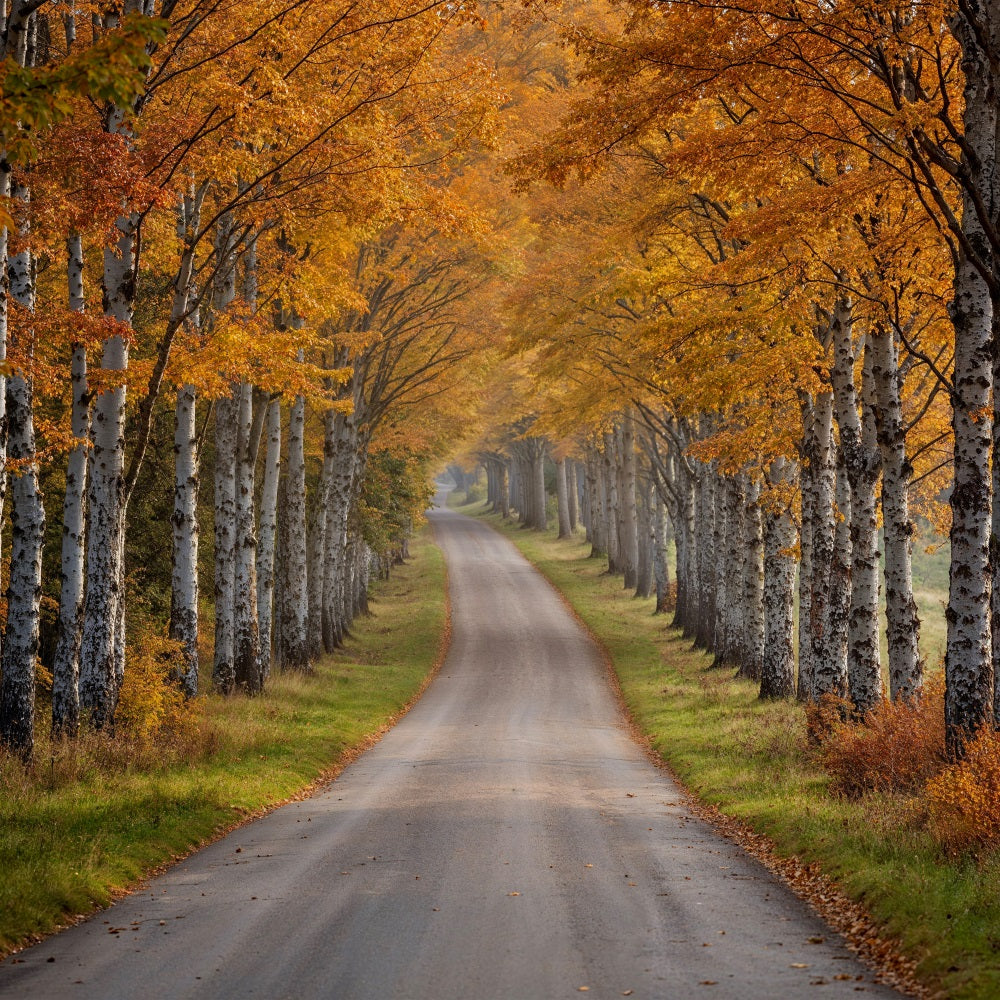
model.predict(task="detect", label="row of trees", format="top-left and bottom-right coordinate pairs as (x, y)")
top-left (457, 0), bottom-right (1000, 756)
top-left (0, 0), bottom-right (499, 759)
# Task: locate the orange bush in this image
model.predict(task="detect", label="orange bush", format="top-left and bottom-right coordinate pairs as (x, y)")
top-left (808, 676), bottom-right (948, 798)
top-left (117, 625), bottom-right (200, 744)
top-left (926, 728), bottom-right (1000, 853)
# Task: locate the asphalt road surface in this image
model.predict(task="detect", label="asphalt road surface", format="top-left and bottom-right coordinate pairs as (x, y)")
top-left (0, 496), bottom-right (905, 1000)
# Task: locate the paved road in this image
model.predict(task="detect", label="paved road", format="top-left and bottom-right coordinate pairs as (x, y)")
top-left (0, 499), bottom-right (904, 1000)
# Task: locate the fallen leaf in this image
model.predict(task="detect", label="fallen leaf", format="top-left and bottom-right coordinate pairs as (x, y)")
top-left (789, 963), bottom-right (809, 969)
top-left (508, 892), bottom-right (520, 897)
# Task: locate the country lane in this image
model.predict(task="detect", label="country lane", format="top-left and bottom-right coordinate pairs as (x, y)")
top-left (0, 494), bottom-right (906, 1000)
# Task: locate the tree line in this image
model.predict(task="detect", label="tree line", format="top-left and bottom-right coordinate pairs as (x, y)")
top-left (459, 0), bottom-right (1000, 758)
top-left (0, 0), bottom-right (497, 760)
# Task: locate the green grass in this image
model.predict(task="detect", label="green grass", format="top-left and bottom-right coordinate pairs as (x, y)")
top-left (458, 499), bottom-right (998, 1000)
top-left (0, 531), bottom-right (447, 955)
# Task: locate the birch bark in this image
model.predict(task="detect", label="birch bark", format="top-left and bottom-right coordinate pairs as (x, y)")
top-left (830, 300), bottom-right (883, 712)
top-left (52, 236), bottom-right (89, 734)
top-left (279, 385), bottom-right (309, 671)
top-left (869, 327), bottom-right (921, 700)
top-left (797, 401), bottom-right (816, 700)
top-left (694, 467), bottom-right (715, 650)
top-left (170, 384), bottom-right (199, 697)
top-left (760, 459), bottom-right (796, 700)
top-left (556, 458), bottom-right (572, 539)
top-left (566, 459), bottom-right (578, 532)
top-left (232, 382), bottom-right (260, 693)
top-left (257, 399), bottom-right (281, 682)
top-left (619, 412), bottom-right (639, 589)
top-left (946, 4), bottom-right (996, 752)
top-left (738, 477), bottom-right (765, 682)
top-left (0, 184), bottom-right (43, 757)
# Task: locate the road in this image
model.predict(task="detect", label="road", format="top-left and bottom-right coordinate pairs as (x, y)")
top-left (0, 498), bottom-right (904, 999)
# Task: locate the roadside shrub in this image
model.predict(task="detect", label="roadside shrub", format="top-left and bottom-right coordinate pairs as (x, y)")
top-left (926, 728), bottom-right (1000, 853)
top-left (117, 626), bottom-right (198, 744)
top-left (808, 676), bottom-right (947, 797)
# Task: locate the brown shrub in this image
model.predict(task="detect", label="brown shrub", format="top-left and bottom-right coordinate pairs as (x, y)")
top-left (808, 675), bottom-right (948, 798)
top-left (926, 727), bottom-right (1000, 853)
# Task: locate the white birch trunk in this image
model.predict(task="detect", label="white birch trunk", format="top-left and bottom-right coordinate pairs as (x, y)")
top-left (566, 458), bottom-right (579, 532)
top-left (830, 299), bottom-right (883, 712)
top-left (256, 399), bottom-right (281, 683)
top-left (809, 384), bottom-right (847, 698)
top-left (52, 236), bottom-right (88, 734)
top-left (602, 435), bottom-right (621, 571)
top-left (653, 486), bottom-right (671, 614)
top-left (170, 384), bottom-right (199, 698)
top-left (738, 477), bottom-right (765, 682)
top-left (828, 453), bottom-right (853, 693)
top-left (711, 468), bottom-right (728, 659)
top-left (871, 327), bottom-right (921, 701)
top-left (531, 440), bottom-right (547, 531)
top-left (79, 237), bottom-right (132, 728)
top-left (946, 5), bottom-right (996, 753)
top-left (760, 458), bottom-right (796, 700)
top-left (620, 413), bottom-right (639, 589)
top-left (716, 474), bottom-right (746, 669)
top-left (212, 395), bottom-right (237, 694)
top-left (797, 401), bottom-right (816, 700)
top-left (308, 442), bottom-right (333, 660)
top-left (0, 197), bottom-right (43, 757)
top-left (233, 382), bottom-right (260, 693)
top-left (635, 472), bottom-right (654, 599)
top-left (280, 388), bottom-right (309, 670)
top-left (694, 466), bottom-right (715, 650)
top-left (556, 458), bottom-right (572, 538)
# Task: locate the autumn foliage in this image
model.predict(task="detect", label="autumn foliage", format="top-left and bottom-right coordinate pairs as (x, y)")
top-left (808, 678), bottom-right (948, 799)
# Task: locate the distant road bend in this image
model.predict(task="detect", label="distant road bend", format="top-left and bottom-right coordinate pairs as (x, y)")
top-left (0, 493), bottom-right (904, 1000)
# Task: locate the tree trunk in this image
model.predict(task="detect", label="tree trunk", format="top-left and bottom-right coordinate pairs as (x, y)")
top-left (307, 440), bottom-right (333, 660)
top-left (566, 458), bottom-right (579, 532)
top-left (79, 260), bottom-right (132, 728)
top-left (52, 236), bottom-right (89, 734)
top-left (760, 459), bottom-right (796, 700)
top-left (716, 474), bottom-right (746, 669)
top-left (0, 215), bottom-right (43, 758)
top-left (946, 7), bottom-right (996, 755)
top-left (869, 327), bottom-right (921, 701)
top-left (556, 458), bottom-right (572, 538)
top-left (256, 398), bottom-right (281, 683)
top-left (653, 486), bottom-right (671, 614)
top-left (738, 477), bottom-right (765, 682)
top-left (212, 394), bottom-right (238, 694)
top-left (635, 470), bottom-right (654, 599)
top-left (797, 400), bottom-right (816, 700)
top-left (279, 388), bottom-right (309, 671)
top-left (809, 382), bottom-right (843, 698)
top-left (830, 300), bottom-right (883, 712)
top-left (531, 440), bottom-right (547, 531)
top-left (694, 467), bottom-right (715, 650)
top-left (602, 434), bottom-right (621, 572)
top-left (619, 412), bottom-right (639, 589)
top-left (169, 384), bottom-right (199, 698)
top-left (233, 383), bottom-right (261, 693)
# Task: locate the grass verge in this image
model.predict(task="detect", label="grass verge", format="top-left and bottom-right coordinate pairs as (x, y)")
top-left (458, 500), bottom-right (998, 1000)
top-left (0, 530), bottom-right (448, 956)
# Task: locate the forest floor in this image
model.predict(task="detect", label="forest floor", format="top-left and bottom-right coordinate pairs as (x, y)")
top-left (453, 498), bottom-right (999, 1000)
top-left (0, 531), bottom-right (448, 957)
